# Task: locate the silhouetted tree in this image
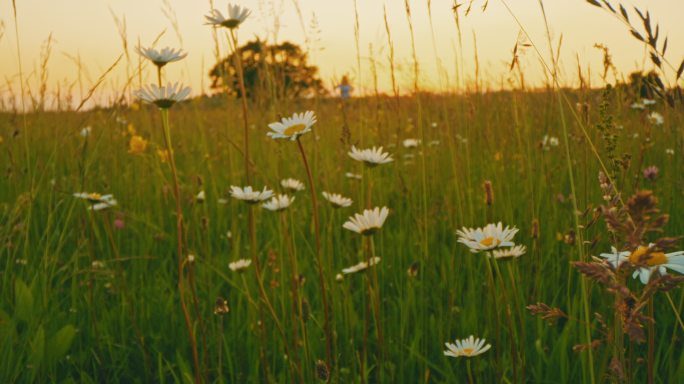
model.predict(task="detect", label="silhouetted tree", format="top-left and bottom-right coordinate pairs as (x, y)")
top-left (209, 38), bottom-right (325, 101)
top-left (627, 70), bottom-right (665, 99)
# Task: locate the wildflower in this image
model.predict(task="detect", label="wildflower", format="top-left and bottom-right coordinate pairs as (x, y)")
top-left (91, 260), bottom-right (105, 269)
top-left (428, 140), bottom-right (441, 146)
top-left (128, 135), bottom-right (148, 154)
top-left (205, 4), bottom-right (251, 29)
top-left (335, 273), bottom-right (344, 282)
top-left (642, 98), bottom-right (656, 106)
top-left (135, 82), bottom-right (191, 109)
top-left (541, 135), bottom-right (559, 151)
top-left (267, 111), bottom-right (316, 141)
top-left (642, 165), bottom-right (659, 181)
top-left (348, 146), bottom-right (394, 167)
top-left (630, 101), bottom-right (645, 110)
top-left (343, 207), bottom-right (389, 235)
top-left (229, 186), bottom-right (274, 204)
top-left (214, 297), bottom-right (230, 315)
top-left (322, 192), bottom-right (353, 208)
top-left (665, 148), bottom-right (675, 155)
top-left (262, 194), bottom-right (295, 211)
top-left (444, 335), bottom-right (491, 358)
top-left (113, 216), bottom-right (125, 230)
top-left (229, 258), bottom-right (252, 272)
top-left (598, 246), bottom-right (630, 268)
top-left (281, 178), bottom-right (305, 192)
top-left (456, 222), bottom-right (518, 253)
top-left (73, 192), bottom-right (118, 211)
top-left (628, 245), bottom-right (684, 284)
top-left (187, 254), bottom-right (196, 263)
top-left (157, 149), bottom-right (171, 163)
top-left (345, 172), bottom-right (362, 180)
top-left (342, 257), bottom-right (381, 274)
top-left (407, 261), bottom-right (420, 277)
top-left (79, 126), bottom-right (92, 137)
top-left (402, 138), bottom-right (421, 148)
top-left (490, 244), bottom-right (527, 259)
top-left (647, 111), bottom-right (664, 125)
top-left (136, 46), bottom-right (187, 68)
top-left (196, 190), bottom-right (206, 202)
top-left (127, 123), bottom-right (137, 135)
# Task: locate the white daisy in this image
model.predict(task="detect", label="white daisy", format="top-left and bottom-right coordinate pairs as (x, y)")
top-left (229, 186), bottom-right (274, 204)
top-left (229, 258), bottom-right (252, 272)
top-left (135, 82), bottom-right (191, 109)
top-left (541, 135), bottom-right (559, 151)
top-left (597, 246), bottom-right (631, 269)
top-left (627, 245), bottom-right (684, 284)
top-left (136, 46), bottom-right (187, 67)
top-left (322, 192), bottom-right (352, 208)
top-left (267, 111), bottom-right (316, 141)
top-left (444, 335), bottom-right (491, 358)
top-left (630, 101), bottom-right (646, 110)
top-left (647, 111), bottom-right (664, 126)
top-left (402, 138), bottom-right (421, 148)
top-left (642, 98), bottom-right (656, 106)
top-left (490, 244), bottom-right (527, 259)
top-left (345, 172), bottom-right (362, 180)
top-left (280, 178), bottom-right (305, 192)
top-left (74, 192), bottom-right (118, 211)
top-left (341, 257), bottom-right (381, 274)
top-left (456, 222), bottom-right (518, 253)
top-left (80, 126), bottom-right (92, 137)
top-left (348, 146), bottom-right (394, 167)
top-left (262, 194), bottom-right (295, 211)
top-left (205, 4), bottom-right (251, 29)
top-left (343, 207), bottom-right (389, 235)
top-left (196, 190), bottom-right (206, 202)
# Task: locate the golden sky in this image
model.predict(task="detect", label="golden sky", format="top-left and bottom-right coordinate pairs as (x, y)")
top-left (0, 0), bottom-right (682, 106)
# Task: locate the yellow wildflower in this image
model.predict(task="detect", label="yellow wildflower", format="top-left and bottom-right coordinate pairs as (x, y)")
top-left (157, 149), bottom-right (171, 163)
top-left (128, 135), bottom-right (148, 154)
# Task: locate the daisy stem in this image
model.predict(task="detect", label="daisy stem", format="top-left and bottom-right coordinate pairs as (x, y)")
top-left (160, 108), bottom-right (202, 384)
top-left (466, 359), bottom-right (474, 384)
top-left (247, 204), bottom-right (292, 380)
top-left (156, 65), bottom-right (162, 88)
top-left (492, 258), bottom-right (519, 383)
top-left (279, 212), bottom-right (307, 382)
top-left (228, 28), bottom-right (252, 185)
top-left (296, 137), bottom-right (333, 367)
top-left (368, 236), bottom-right (384, 378)
top-left (647, 298), bottom-right (655, 384)
top-left (483, 255), bottom-right (502, 379)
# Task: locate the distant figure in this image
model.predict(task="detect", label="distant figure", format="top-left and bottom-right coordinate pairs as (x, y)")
top-left (336, 75), bottom-right (353, 100)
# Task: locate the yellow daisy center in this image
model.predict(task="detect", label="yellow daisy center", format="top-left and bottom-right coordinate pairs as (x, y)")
top-left (462, 348), bottom-right (474, 355)
top-left (88, 193), bottom-right (102, 200)
top-left (479, 237), bottom-right (500, 247)
top-left (629, 247), bottom-right (668, 266)
top-left (283, 123), bottom-right (307, 136)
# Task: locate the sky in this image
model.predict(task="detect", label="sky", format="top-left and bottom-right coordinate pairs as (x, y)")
top-left (0, 0), bottom-right (682, 107)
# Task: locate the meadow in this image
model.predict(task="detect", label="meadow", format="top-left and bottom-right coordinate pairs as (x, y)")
top-left (2, 1), bottom-right (684, 384)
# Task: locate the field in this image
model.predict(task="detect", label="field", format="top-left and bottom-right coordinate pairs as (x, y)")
top-left (2, 1), bottom-right (684, 383)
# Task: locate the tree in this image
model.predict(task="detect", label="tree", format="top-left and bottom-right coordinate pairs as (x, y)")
top-left (209, 38), bottom-right (325, 101)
